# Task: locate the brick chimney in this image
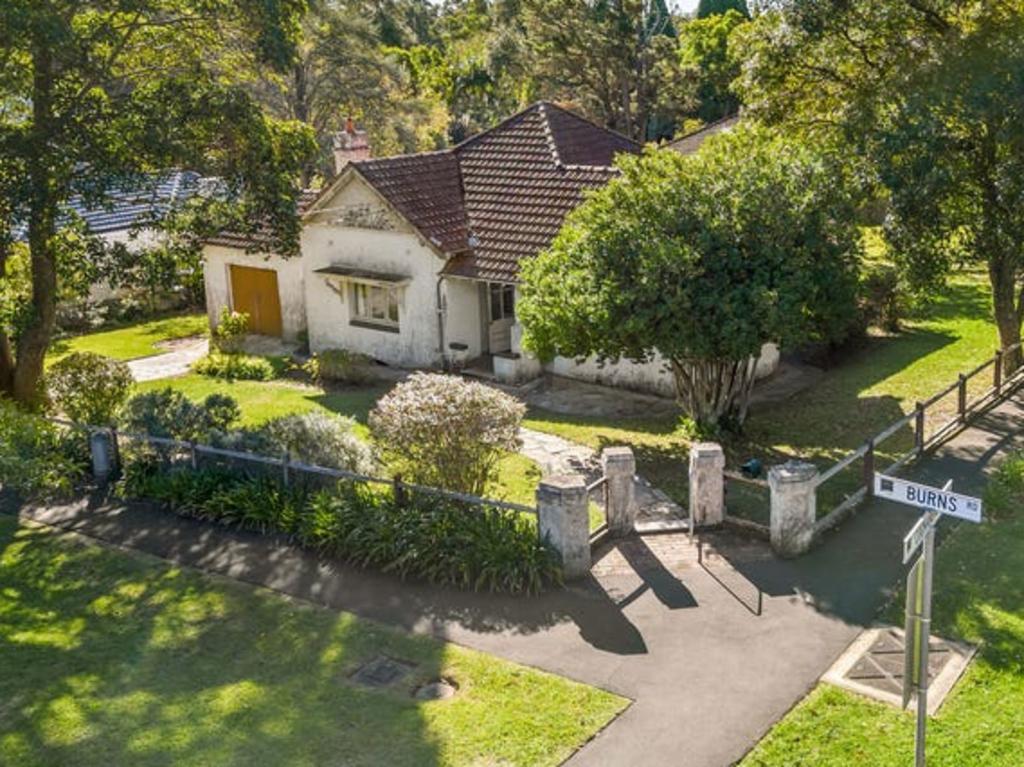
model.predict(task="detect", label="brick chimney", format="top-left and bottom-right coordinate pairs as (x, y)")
top-left (333, 117), bottom-right (371, 175)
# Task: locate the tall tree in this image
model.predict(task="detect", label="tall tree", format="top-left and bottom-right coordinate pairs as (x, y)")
top-left (696, 0), bottom-right (748, 19)
top-left (522, 0), bottom-right (682, 140)
top-left (517, 127), bottom-right (861, 426)
top-left (677, 8), bottom-right (747, 123)
top-left (737, 0), bottom-right (1024, 370)
top-left (0, 1), bottom-right (316, 406)
top-left (249, 0), bottom-right (441, 183)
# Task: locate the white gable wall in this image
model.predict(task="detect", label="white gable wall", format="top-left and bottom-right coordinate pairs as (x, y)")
top-left (301, 175), bottom-right (446, 367)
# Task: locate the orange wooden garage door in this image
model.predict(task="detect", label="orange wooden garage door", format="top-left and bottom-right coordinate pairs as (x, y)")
top-left (229, 265), bottom-right (283, 337)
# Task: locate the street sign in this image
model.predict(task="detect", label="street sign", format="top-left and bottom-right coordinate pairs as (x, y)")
top-left (875, 474), bottom-right (983, 523)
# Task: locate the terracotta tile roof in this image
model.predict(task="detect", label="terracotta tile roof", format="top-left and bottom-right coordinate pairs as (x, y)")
top-left (348, 102), bottom-right (640, 283)
top-left (205, 189), bottom-right (320, 250)
top-left (350, 151), bottom-right (470, 253)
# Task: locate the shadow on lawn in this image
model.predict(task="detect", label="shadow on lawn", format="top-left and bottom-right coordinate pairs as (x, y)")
top-left (0, 511), bottom-right (446, 766)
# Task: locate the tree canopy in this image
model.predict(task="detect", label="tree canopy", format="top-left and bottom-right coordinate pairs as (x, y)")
top-left (0, 1), bottom-right (317, 404)
top-left (696, 0), bottom-right (748, 20)
top-left (737, 0), bottom-right (1024, 369)
top-left (517, 127), bottom-right (861, 425)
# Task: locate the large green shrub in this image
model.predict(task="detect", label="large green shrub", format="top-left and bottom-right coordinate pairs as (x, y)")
top-left (304, 348), bottom-right (379, 385)
top-left (119, 462), bottom-right (560, 593)
top-left (119, 388), bottom-right (240, 442)
top-left (48, 352), bottom-right (134, 425)
top-left (0, 400), bottom-right (87, 496)
top-left (369, 373), bottom-right (524, 496)
top-left (193, 352), bottom-right (275, 381)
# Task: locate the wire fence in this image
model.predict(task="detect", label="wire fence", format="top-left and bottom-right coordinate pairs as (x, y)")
top-left (63, 420), bottom-right (540, 517)
top-left (813, 343), bottom-right (1024, 537)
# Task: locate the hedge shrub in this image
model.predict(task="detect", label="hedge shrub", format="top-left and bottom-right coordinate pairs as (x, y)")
top-left (304, 348), bottom-right (379, 385)
top-left (0, 400), bottom-right (87, 496)
top-left (119, 462), bottom-right (560, 594)
top-left (212, 308), bottom-right (249, 353)
top-left (193, 352), bottom-right (275, 381)
top-left (119, 388), bottom-right (241, 442)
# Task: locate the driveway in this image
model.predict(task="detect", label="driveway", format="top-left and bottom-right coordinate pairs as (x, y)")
top-left (9, 391), bottom-right (1024, 766)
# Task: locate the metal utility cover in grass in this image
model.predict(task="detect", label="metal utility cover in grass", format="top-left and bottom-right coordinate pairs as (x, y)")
top-left (822, 626), bottom-right (977, 714)
top-left (351, 655), bottom-right (418, 688)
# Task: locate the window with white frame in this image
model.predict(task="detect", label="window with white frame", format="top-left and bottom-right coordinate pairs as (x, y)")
top-left (351, 282), bottom-right (400, 329)
top-left (489, 282), bottom-right (515, 322)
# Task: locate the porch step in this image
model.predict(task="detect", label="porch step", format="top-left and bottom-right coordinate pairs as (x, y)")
top-left (634, 518), bottom-right (691, 535)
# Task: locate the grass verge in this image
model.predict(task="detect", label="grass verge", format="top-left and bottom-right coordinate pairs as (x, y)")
top-left (0, 514), bottom-right (626, 767)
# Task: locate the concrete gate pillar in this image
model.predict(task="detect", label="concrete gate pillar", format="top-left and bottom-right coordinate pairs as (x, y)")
top-left (90, 429), bottom-right (116, 485)
top-left (601, 446), bottom-right (636, 537)
top-left (689, 442), bottom-right (725, 528)
top-left (768, 460), bottom-right (819, 558)
top-left (537, 474), bottom-right (591, 579)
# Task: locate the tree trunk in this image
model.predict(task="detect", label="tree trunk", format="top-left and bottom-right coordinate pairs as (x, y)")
top-left (670, 354), bottom-right (761, 428)
top-left (10, 39), bottom-right (58, 407)
top-left (988, 253), bottom-right (1022, 374)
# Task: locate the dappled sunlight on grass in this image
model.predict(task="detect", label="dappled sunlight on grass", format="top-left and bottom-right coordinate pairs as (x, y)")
top-left (0, 515), bottom-right (625, 766)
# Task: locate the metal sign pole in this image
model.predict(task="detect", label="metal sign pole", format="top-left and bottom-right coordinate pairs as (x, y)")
top-left (914, 518), bottom-right (936, 767)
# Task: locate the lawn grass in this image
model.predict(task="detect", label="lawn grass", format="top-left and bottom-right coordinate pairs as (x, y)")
top-left (741, 457), bottom-right (1024, 766)
top-left (134, 374), bottom-right (389, 438)
top-left (48, 313), bottom-right (208, 363)
top-left (0, 514), bottom-right (627, 767)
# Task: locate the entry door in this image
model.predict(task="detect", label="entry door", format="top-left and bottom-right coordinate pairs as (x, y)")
top-left (229, 265), bottom-right (283, 337)
top-left (487, 282), bottom-right (515, 354)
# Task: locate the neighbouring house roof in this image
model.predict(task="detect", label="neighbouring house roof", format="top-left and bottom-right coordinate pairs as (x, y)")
top-left (667, 115), bottom-right (740, 156)
top-left (13, 170), bottom-right (202, 241)
top-left (319, 101), bottom-right (641, 283)
top-left (204, 189), bottom-right (320, 250)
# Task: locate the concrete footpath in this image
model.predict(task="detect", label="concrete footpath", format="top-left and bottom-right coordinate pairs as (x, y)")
top-left (7, 392), bottom-right (1024, 766)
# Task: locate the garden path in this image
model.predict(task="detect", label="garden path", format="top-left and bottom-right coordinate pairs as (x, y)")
top-left (127, 336), bottom-right (208, 381)
top-left (519, 426), bottom-right (685, 526)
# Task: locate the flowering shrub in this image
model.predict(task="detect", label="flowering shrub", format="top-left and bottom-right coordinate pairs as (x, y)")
top-left (212, 308), bottom-right (249, 353)
top-left (48, 352), bottom-right (134, 425)
top-left (368, 373), bottom-right (524, 495)
top-left (240, 412), bottom-right (376, 474)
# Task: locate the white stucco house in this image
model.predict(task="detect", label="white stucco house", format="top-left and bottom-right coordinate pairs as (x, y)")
top-left (202, 102), bottom-right (776, 397)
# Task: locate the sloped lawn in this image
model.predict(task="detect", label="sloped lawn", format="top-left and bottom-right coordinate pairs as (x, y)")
top-left (0, 515), bottom-right (626, 767)
top-left (740, 456), bottom-right (1024, 766)
top-left (48, 313), bottom-right (208, 363)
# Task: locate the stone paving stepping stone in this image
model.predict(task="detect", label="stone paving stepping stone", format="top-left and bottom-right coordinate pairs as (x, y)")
top-left (350, 655), bottom-right (417, 688)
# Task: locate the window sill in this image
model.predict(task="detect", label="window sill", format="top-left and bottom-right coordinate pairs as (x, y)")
top-left (350, 319), bottom-right (400, 334)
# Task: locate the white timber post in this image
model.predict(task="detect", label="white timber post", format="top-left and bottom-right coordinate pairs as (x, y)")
top-left (601, 446), bottom-right (636, 537)
top-left (768, 460), bottom-right (820, 557)
top-left (689, 442), bottom-right (725, 528)
top-left (536, 474), bottom-right (591, 579)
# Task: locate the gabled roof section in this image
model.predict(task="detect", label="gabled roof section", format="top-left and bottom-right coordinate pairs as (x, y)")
top-left (348, 151), bottom-right (469, 253)
top-left (343, 101), bottom-right (640, 282)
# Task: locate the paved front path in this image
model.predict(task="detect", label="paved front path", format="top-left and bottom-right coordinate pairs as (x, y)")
top-left (127, 337), bottom-right (208, 381)
top-left (520, 426), bottom-right (686, 522)
top-left (8, 392), bottom-right (1024, 766)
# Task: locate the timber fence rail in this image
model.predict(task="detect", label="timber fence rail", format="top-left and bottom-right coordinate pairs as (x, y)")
top-left (812, 342), bottom-right (1024, 538)
top-left (50, 418), bottom-right (538, 516)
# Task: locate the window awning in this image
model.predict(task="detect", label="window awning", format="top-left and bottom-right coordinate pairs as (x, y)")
top-left (314, 264), bottom-right (411, 287)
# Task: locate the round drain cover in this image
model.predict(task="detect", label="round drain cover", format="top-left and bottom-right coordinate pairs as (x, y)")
top-left (414, 679), bottom-right (457, 701)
